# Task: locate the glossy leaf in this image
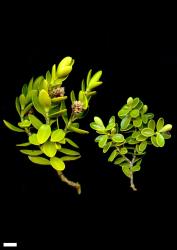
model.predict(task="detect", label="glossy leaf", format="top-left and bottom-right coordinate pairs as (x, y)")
top-left (130, 109), bottom-right (139, 118)
top-left (121, 163), bottom-right (131, 177)
top-left (114, 156), bottom-right (126, 165)
top-left (132, 163), bottom-right (141, 172)
top-left (106, 122), bottom-right (115, 131)
top-left (98, 135), bottom-right (108, 148)
top-left (151, 136), bottom-right (159, 147)
top-left (141, 128), bottom-right (154, 137)
top-left (88, 70), bottom-right (102, 90)
top-left (142, 114), bottom-right (148, 124)
top-left (70, 90), bottom-right (76, 103)
top-left (132, 97), bottom-right (139, 108)
top-left (159, 124), bottom-right (172, 133)
top-left (81, 79), bottom-right (85, 91)
top-left (69, 126), bottom-right (89, 134)
top-left (19, 94), bottom-right (26, 110)
top-left (103, 141), bottom-right (112, 153)
top-left (21, 102), bottom-right (33, 116)
top-left (161, 132), bottom-right (171, 139)
top-left (41, 141), bottom-right (57, 157)
top-left (86, 69), bottom-right (92, 87)
top-left (28, 114), bottom-right (43, 129)
top-left (50, 157), bottom-right (65, 171)
top-left (51, 129), bottom-right (65, 142)
top-left (142, 105), bottom-right (148, 114)
top-left (94, 116), bottom-right (105, 128)
top-left (139, 141), bottom-right (147, 152)
top-left (127, 97), bottom-right (133, 106)
top-left (156, 118), bottom-right (164, 132)
top-left (108, 149), bottom-right (118, 162)
top-left (37, 124), bottom-right (51, 144)
top-left (60, 155), bottom-right (81, 161)
top-left (32, 90), bottom-right (45, 116)
top-left (33, 75), bottom-right (44, 90)
top-left (29, 134), bottom-right (40, 145)
top-left (112, 133), bottom-right (125, 143)
top-left (3, 120), bottom-right (24, 132)
top-left (16, 142), bottom-right (31, 147)
top-left (120, 116), bottom-right (131, 130)
top-left (65, 138), bottom-right (79, 148)
top-left (133, 117), bottom-right (142, 127)
top-left (120, 147), bottom-right (128, 155)
top-left (136, 134), bottom-right (147, 141)
top-left (59, 148), bottom-right (80, 156)
top-left (156, 132), bottom-right (165, 147)
top-left (18, 120), bottom-right (31, 128)
top-left (132, 131), bottom-right (140, 138)
top-left (148, 119), bottom-right (155, 130)
top-left (79, 90), bottom-right (88, 109)
top-left (95, 135), bottom-right (104, 142)
top-left (109, 116), bottom-right (115, 124)
top-left (90, 122), bottom-right (105, 131)
top-left (39, 89), bottom-right (51, 111)
top-left (20, 149), bottom-right (43, 156)
top-left (118, 105), bottom-right (131, 117)
top-left (15, 97), bottom-right (21, 116)
top-left (51, 96), bottom-right (67, 103)
top-left (28, 156), bottom-right (50, 165)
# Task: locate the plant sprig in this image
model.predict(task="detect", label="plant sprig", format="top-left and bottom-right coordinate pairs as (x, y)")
top-left (3, 56), bottom-right (103, 194)
top-left (90, 97), bottom-right (172, 191)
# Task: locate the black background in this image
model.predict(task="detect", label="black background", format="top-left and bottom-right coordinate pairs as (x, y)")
top-left (1, 4), bottom-right (177, 248)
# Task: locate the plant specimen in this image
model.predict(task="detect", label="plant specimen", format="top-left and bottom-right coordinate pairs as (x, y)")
top-left (3, 56), bottom-right (103, 194)
top-left (90, 97), bottom-right (172, 191)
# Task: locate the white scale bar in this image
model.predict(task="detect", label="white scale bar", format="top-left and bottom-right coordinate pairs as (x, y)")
top-left (3, 243), bottom-right (17, 247)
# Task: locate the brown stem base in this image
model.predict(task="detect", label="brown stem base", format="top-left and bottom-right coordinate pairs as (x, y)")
top-left (57, 171), bottom-right (81, 195)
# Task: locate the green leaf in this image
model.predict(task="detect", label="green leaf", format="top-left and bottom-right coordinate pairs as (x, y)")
top-left (37, 124), bottom-right (51, 144)
top-left (18, 120), bottom-right (31, 128)
top-left (130, 109), bottom-right (139, 118)
top-left (22, 83), bottom-right (28, 96)
top-left (79, 90), bottom-right (88, 109)
top-left (81, 79), bottom-right (85, 91)
top-left (161, 132), bottom-right (171, 139)
top-left (98, 135), bottom-right (108, 148)
top-left (51, 129), bottom-right (65, 142)
top-left (146, 113), bottom-right (154, 119)
top-left (39, 89), bottom-right (51, 111)
top-left (16, 142), bottom-right (31, 147)
top-left (127, 97), bottom-right (133, 106)
top-left (29, 134), bottom-right (40, 145)
top-left (33, 76), bottom-right (44, 90)
top-left (142, 105), bottom-right (148, 114)
top-left (159, 124), bottom-right (172, 133)
top-left (112, 133), bottom-right (125, 143)
top-left (120, 147), bottom-right (128, 154)
top-left (142, 114), bottom-right (148, 124)
top-left (65, 138), bottom-right (79, 148)
top-left (15, 97), bottom-right (21, 116)
top-left (69, 126), bottom-right (89, 134)
top-left (136, 134), bottom-right (147, 141)
top-left (121, 163), bottom-right (131, 177)
top-left (51, 96), bottom-right (67, 103)
top-left (103, 141), bottom-right (112, 153)
top-left (114, 156), bottom-right (126, 165)
top-left (151, 136), bottom-right (159, 147)
top-left (135, 100), bottom-right (143, 110)
top-left (108, 116), bottom-right (115, 124)
top-left (94, 116), bottom-right (105, 128)
top-left (120, 116), bottom-right (131, 130)
top-left (139, 141), bottom-right (147, 152)
top-left (126, 137), bottom-right (137, 144)
top-left (3, 120), bottom-right (24, 132)
top-left (19, 94), bottom-right (26, 110)
top-left (46, 70), bottom-right (51, 83)
top-left (106, 122), bottom-right (115, 131)
top-left (21, 102), bottom-right (33, 116)
top-left (70, 90), bottom-right (76, 103)
top-left (41, 141), bottom-right (57, 157)
top-left (28, 156), bottom-right (50, 165)
top-left (95, 135), bottom-right (104, 142)
top-left (132, 131), bottom-right (140, 138)
top-left (132, 163), bottom-right (141, 172)
top-left (51, 64), bottom-right (56, 82)
top-left (60, 100), bottom-right (68, 124)
top-left (133, 117), bottom-right (142, 127)
top-left (86, 69), bottom-right (92, 87)
top-left (156, 132), bottom-right (165, 147)
top-left (60, 155), bottom-right (81, 161)
top-left (90, 122), bottom-right (105, 131)
top-left (50, 157), bottom-right (65, 171)
top-left (156, 117), bottom-right (164, 132)
top-left (108, 149), bottom-right (118, 162)
top-left (141, 128), bottom-right (154, 137)
top-left (28, 114), bottom-right (43, 129)
top-left (87, 70), bottom-right (102, 90)
top-left (48, 108), bottom-right (67, 118)
top-left (20, 149), bottom-right (43, 156)
top-left (59, 148), bottom-right (80, 156)
top-left (118, 105), bottom-right (131, 117)
top-left (148, 119), bottom-right (155, 130)
top-left (132, 97), bottom-right (140, 108)
top-left (32, 90), bottom-right (45, 116)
